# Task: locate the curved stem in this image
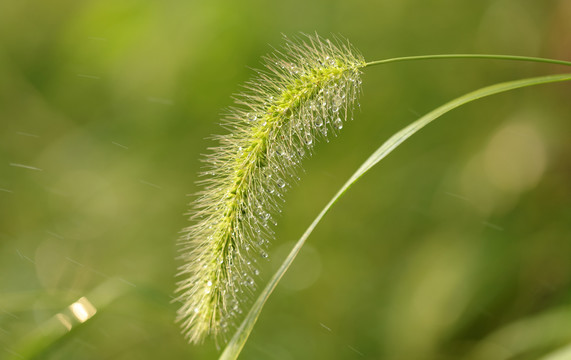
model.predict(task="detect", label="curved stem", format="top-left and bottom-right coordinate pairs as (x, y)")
top-left (364, 54), bottom-right (571, 68)
top-left (219, 72), bottom-right (571, 360)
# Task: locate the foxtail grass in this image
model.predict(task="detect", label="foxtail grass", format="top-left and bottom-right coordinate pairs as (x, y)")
top-left (175, 34), bottom-right (365, 344)
top-left (176, 33), bottom-right (571, 357)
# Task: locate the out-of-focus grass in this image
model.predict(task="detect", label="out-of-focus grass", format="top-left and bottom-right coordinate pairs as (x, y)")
top-left (1, 0), bottom-right (570, 359)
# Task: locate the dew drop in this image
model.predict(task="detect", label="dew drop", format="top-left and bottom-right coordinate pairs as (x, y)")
top-left (207, 280), bottom-right (213, 286)
top-left (277, 178), bottom-right (286, 188)
top-left (333, 95), bottom-right (342, 107)
top-left (260, 251), bottom-right (269, 259)
top-left (247, 113), bottom-right (258, 122)
top-left (254, 269), bottom-right (260, 276)
top-left (334, 117), bottom-right (343, 130)
top-left (303, 132), bottom-right (313, 145)
top-left (315, 116), bottom-right (324, 127)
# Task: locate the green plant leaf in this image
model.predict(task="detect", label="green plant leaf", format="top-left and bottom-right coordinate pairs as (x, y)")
top-left (540, 343), bottom-right (571, 360)
top-left (468, 305), bottom-right (571, 360)
top-left (219, 73), bottom-right (571, 360)
top-left (7, 278), bottom-right (131, 360)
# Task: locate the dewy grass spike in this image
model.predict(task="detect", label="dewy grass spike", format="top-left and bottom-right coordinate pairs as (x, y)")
top-left (175, 33), bottom-right (571, 352)
top-left (175, 33), bottom-right (365, 344)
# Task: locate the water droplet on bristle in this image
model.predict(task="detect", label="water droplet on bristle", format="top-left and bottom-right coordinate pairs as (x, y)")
top-left (304, 132), bottom-right (313, 145)
top-left (315, 116), bottom-right (324, 127)
top-left (333, 95), bottom-right (342, 107)
top-left (334, 117), bottom-right (343, 129)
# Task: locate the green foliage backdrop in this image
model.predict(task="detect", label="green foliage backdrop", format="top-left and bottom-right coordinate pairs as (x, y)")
top-left (1, 0), bottom-right (570, 359)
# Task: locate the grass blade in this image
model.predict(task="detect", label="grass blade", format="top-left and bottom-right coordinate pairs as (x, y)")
top-left (8, 278), bottom-right (131, 360)
top-left (468, 305), bottom-right (571, 360)
top-left (540, 343), bottom-right (571, 360)
top-left (219, 73), bottom-right (571, 360)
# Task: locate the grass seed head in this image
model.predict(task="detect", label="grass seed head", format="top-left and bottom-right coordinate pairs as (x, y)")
top-left (175, 33), bottom-right (365, 344)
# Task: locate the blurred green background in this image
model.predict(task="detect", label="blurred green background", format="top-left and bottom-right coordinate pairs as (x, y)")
top-left (1, 0), bottom-right (571, 359)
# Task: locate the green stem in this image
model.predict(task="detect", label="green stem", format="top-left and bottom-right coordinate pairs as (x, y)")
top-left (364, 54), bottom-right (571, 68)
top-left (219, 72), bottom-right (571, 360)
top-left (9, 278), bottom-right (131, 360)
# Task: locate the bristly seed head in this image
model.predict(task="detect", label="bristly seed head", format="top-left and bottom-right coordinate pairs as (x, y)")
top-left (175, 33), bottom-right (365, 344)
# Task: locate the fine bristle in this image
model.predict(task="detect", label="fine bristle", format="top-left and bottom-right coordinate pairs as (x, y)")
top-left (175, 33), bottom-right (365, 344)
